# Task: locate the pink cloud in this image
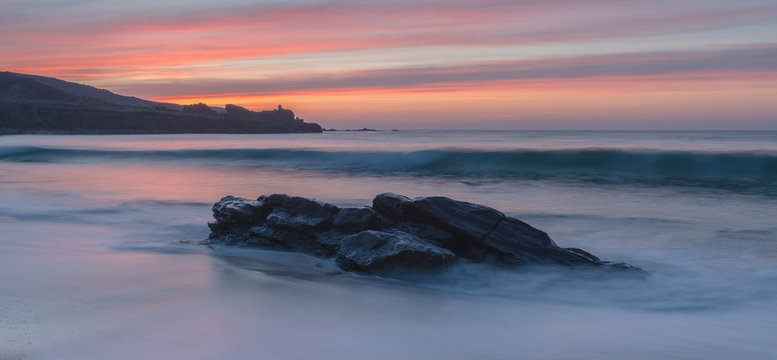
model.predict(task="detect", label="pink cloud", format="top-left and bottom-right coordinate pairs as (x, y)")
top-left (93, 45), bottom-right (777, 99)
top-left (3, 1), bottom-right (776, 76)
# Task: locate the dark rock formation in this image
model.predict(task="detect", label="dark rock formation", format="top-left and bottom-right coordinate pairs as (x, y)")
top-left (206, 193), bottom-right (642, 276)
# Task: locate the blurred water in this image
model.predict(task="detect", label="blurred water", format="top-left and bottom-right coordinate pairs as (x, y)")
top-left (1, 131), bottom-right (776, 359)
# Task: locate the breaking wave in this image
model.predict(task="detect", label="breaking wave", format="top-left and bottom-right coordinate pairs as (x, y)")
top-left (2, 146), bottom-right (776, 193)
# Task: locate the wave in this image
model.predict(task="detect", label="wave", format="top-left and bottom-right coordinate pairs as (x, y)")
top-left (2, 146), bottom-right (776, 192)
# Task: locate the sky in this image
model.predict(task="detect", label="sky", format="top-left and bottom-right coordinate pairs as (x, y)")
top-left (2, 0), bottom-right (777, 129)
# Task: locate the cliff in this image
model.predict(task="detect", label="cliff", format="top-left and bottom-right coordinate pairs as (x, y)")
top-left (0, 71), bottom-right (322, 134)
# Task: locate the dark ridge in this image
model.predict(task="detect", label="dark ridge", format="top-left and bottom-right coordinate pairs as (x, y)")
top-left (0, 71), bottom-right (322, 134)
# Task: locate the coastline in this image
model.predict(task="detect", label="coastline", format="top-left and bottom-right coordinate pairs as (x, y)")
top-left (1, 72), bottom-right (324, 134)
top-left (0, 104), bottom-right (323, 135)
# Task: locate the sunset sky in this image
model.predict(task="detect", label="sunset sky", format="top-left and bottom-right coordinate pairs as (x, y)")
top-left (2, 0), bottom-right (777, 129)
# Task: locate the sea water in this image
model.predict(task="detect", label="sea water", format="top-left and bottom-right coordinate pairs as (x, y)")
top-left (1, 131), bottom-right (776, 359)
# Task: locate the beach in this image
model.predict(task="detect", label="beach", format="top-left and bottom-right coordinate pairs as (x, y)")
top-left (2, 130), bottom-right (776, 359)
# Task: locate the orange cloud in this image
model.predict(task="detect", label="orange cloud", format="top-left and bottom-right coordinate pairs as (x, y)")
top-left (4, 1), bottom-right (776, 78)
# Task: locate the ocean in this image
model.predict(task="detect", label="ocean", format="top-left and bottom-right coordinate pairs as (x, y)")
top-left (1, 130), bottom-right (776, 359)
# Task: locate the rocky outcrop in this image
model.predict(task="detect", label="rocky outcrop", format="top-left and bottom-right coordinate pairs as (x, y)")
top-left (207, 193), bottom-right (642, 276)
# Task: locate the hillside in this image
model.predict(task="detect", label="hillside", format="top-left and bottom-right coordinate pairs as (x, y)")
top-left (0, 71), bottom-right (322, 134)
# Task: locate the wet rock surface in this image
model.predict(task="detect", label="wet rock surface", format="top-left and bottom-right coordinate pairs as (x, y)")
top-left (336, 230), bottom-right (457, 274)
top-left (207, 193), bottom-right (642, 276)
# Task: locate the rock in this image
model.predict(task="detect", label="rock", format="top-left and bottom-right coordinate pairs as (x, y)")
top-left (206, 193), bottom-right (642, 277)
top-left (601, 261), bottom-right (647, 275)
top-left (207, 228), bottom-right (252, 245)
top-left (257, 193), bottom-right (289, 208)
top-left (314, 230), bottom-right (349, 257)
top-left (209, 194), bottom-right (341, 256)
top-left (248, 225), bottom-right (335, 257)
top-left (210, 195), bottom-right (266, 227)
top-left (278, 195), bottom-right (339, 220)
top-left (266, 208), bottom-right (330, 232)
top-left (482, 217), bottom-right (559, 264)
top-left (247, 225), bottom-right (301, 249)
top-left (387, 222), bottom-right (453, 247)
top-left (261, 195), bottom-right (339, 232)
top-left (564, 247), bottom-right (600, 262)
top-left (402, 196), bottom-right (505, 255)
top-left (336, 230), bottom-right (457, 273)
top-left (333, 207), bottom-right (380, 233)
top-left (372, 192), bottom-right (411, 222)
